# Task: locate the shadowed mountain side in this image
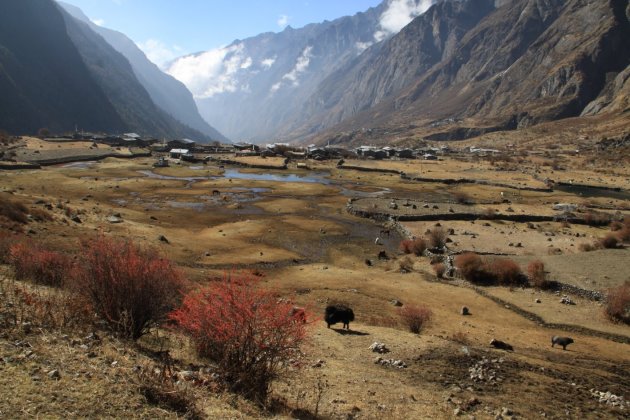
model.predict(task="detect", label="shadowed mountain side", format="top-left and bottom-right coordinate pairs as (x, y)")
top-left (0, 0), bottom-right (125, 134)
top-left (59, 2), bottom-right (228, 142)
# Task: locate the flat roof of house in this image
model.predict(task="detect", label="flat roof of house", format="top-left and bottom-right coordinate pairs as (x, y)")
top-left (170, 148), bottom-right (189, 154)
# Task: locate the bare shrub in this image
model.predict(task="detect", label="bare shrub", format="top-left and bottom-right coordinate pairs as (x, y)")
top-left (605, 281), bottom-right (630, 325)
top-left (170, 273), bottom-right (309, 404)
top-left (428, 227), bottom-right (448, 249)
top-left (450, 331), bottom-right (469, 344)
top-left (482, 208), bottom-right (497, 219)
top-left (452, 191), bottom-right (471, 204)
top-left (9, 241), bottom-right (75, 287)
top-left (399, 304), bottom-right (433, 334)
top-left (0, 230), bottom-right (18, 263)
top-left (398, 256), bottom-right (414, 273)
top-left (455, 253), bottom-right (484, 283)
top-left (527, 260), bottom-right (549, 289)
top-left (74, 235), bottom-right (184, 340)
top-left (583, 211), bottom-right (611, 226)
top-left (599, 234), bottom-right (619, 249)
top-left (578, 242), bottom-right (599, 252)
top-left (488, 258), bottom-right (523, 286)
top-left (0, 195), bottom-right (29, 225)
top-left (432, 262), bottom-right (446, 278)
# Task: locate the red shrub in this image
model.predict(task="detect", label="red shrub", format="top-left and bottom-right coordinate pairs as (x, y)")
top-left (488, 258), bottom-right (523, 286)
top-left (399, 304), bottom-right (433, 334)
top-left (527, 260), bottom-right (549, 289)
top-left (170, 273), bottom-right (309, 403)
top-left (74, 235), bottom-right (184, 340)
top-left (455, 253), bottom-right (485, 283)
top-left (399, 237), bottom-right (427, 256)
top-left (432, 262), bottom-right (446, 278)
top-left (599, 234), bottom-right (619, 249)
top-left (605, 281), bottom-right (630, 325)
top-left (9, 241), bottom-right (74, 287)
top-left (0, 195), bottom-right (29, 225)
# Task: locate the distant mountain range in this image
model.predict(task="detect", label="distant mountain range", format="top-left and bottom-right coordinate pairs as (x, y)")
top-left (168, 0), bottom-right (629, 145)
top-left (0, 0), bottom-right (226, 142)
top-left (1, 0), bottom-right (626, 145)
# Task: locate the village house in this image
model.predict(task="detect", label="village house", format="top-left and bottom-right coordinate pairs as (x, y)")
top-left (169, 148), bottom-right (189, 159)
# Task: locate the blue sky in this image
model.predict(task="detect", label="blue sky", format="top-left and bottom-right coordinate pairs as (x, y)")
top-left (59, 0), bottom-right (384, 66)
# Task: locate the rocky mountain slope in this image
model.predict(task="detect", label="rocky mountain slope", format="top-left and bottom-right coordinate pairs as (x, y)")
top-left (0, 0), bottom-right (221, 140)
top-left (58, 2), bottom-right (228, 142)
top-left (0, 0), bottom-right (125, 135)
top-left (167, 0), bottom-right (439, 142)
top-left (306, 0), bottom-right (630, 144)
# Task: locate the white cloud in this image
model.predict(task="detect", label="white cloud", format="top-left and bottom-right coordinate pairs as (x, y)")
top-left (167, 43), bottom-right (253, 98)
top-left (277, 14), bottom-right (289, 28)
top-left (91, 18), bottom-right (105, 26)
top-left (261, 57), bottom-right (276, 69)
top-left (282, 46), bottom-right (313, 85)
top-left (355, 41), bottom-right (373, 53)
top-left (270, 46), bottom-right (313, 94)
top-left (374, 0), bottom-right (435, 41)
top-left (137, 39), bottom-right (185, 70)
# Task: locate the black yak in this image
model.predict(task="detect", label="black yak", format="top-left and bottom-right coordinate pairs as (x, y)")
top-left (551, 336), bottom-right (574, 350)
top-left (325, 305), bottom-right (354, 330)
top-left (490, 338), bottom-right (513, 351)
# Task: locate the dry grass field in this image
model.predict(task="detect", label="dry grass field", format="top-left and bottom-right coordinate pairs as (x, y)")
top-left (0, 137), bottom-right (628, 418)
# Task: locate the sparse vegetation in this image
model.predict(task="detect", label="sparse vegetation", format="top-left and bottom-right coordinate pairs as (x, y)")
top-left (527, 260), bottom-right (550, 289)
top-left (428, 227), bottom-right (447, 249)
top-left (170, 272), bottom-right (309, 404)
top-left (399, 237), bottom-right (427, 256)
top-left (455, 253), bottom-right (524, 286)
top-left (599, 234), bottom-right (620, 249)
top-left (399, 304), bottom-right (433, 334)
top-left (9, 240), bottom-right (75, 287)
top-left (604, 281), bottom-right (630, 325)
top-left (74, 235), bottom-right (184, 340)
top-left (432, 262), bottom-right (446, 278)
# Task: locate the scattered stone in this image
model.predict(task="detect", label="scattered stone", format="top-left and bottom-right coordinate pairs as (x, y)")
top-left (312, 359), bottom-right (325, 368)
top-left (461, 306), bottom-right (470, 316)
top-left (391, 299), bottom-right (403, 307)
top-left (374, 356), bottom-right (406, 368)
top-left (106, 215), bottom-right (123, 223)
top-left (590, 389), bottom-right (627, 409)
top-left (47, 370), bottom-right (61, 380)
top-left (369, 342), bottom-right (390, 354)
top-left (71, 215), bottom-right (82, 223)
top-left (158, 235), bottom-right (169, 244)
top-left (560, 295), bottom-right (575, 305)
top-left (535, 298), bottom-right (541, 303)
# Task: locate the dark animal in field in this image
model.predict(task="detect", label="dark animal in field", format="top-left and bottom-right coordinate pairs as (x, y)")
top-left (551, 336), bottom-right (574, 350)
top-left (490, 339), bottom-right (513, 351)
top-left (461, 306), bottom-right (470, 316)
top-left (325, 305), bottom-right (354, 330)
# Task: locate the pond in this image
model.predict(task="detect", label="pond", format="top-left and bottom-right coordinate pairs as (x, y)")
top-left (222, 169), bottom-right (331, 184)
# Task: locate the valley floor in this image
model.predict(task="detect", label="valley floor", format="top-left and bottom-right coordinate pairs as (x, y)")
top-left (0, 145), bottom-right (628, 418)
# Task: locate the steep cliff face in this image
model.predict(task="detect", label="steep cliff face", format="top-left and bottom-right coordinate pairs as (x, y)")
top-left (59, 2), bottom-right (227, 142)
top-left (59, 7), bottom-right (216, 140)
top-left (0, 0), bottom-right (124, 134)
top-left (168, 3), bottom-right (390, 141)
top-left (307, 0), bottom-right (630, 144)
top-left (284, 0), bottom-right (496, 139)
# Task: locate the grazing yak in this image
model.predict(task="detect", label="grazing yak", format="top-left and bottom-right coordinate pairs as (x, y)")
top-left (490, 338), bottom-right (514, 351)
top-left (551, 336), bottom-right (574, 350)
top-left (325, 305), bottom-right (354, 330)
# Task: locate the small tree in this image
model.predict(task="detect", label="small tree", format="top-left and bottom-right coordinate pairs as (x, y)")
top-left (170, 273), bottom-right (309, 404)
top-left (489, 258), bottom-right (523, 286)
top-left (399, 304), bottom-right (433, 334)
top-left (74, 235), bottom-right (183, 340)
top-left (455, 253), bottom-right (484, 283)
